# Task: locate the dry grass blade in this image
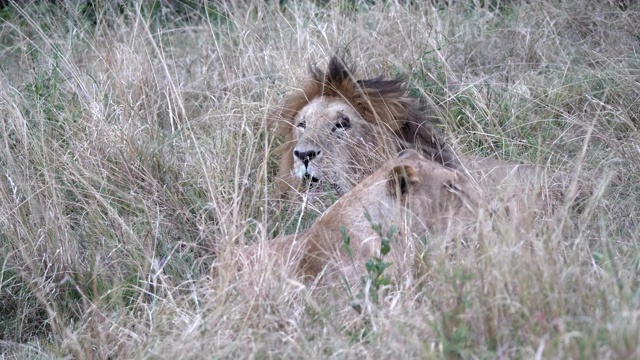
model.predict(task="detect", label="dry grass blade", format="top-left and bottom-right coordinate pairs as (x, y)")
top-left (0, 0), bottom-right (638, 358)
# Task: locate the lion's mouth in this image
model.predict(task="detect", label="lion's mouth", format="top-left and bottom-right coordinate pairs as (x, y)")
top-left (303, 173), bottom-right (320, 185)
top-left (300, 173), bottom-right (345, 200)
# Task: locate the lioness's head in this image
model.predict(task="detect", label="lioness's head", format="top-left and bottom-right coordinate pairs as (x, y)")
top-left (273, 56), bottom-right (459, 199)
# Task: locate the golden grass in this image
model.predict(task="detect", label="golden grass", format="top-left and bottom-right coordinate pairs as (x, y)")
top-left (0, 0), bottom-right (639, 358)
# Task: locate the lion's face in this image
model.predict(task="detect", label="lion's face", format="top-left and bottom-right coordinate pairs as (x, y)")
top-left (289, 97), bottom-right (382, 196)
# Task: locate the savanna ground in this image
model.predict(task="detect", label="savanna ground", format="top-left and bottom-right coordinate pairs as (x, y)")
top-left (1, 0), bottom-right (639, 358)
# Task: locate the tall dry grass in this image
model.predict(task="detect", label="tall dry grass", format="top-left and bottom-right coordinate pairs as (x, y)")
top-left (0, 0), bottom-right (639, 358)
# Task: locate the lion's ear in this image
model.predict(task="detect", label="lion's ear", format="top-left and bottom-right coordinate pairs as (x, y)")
top-left (388, 165), bottom-right (420, 198)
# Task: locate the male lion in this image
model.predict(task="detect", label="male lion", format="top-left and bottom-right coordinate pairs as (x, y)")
top-left (232, 150), bottom-right (489, 289)
top-left (272, 56), bottom-right (459, 199)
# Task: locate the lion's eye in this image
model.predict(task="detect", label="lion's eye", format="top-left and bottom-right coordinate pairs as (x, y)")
top-left (297, 121), bottom-right (306, 129)
top-left (335, 114), bottom-right (351, 130)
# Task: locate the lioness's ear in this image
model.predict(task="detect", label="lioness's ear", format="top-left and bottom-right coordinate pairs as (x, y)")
top-left (388, 165), bottom-right (420, 198)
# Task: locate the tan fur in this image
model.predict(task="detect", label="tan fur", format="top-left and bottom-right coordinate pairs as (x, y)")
top-left (235, 150), bottom-right (488, 289)
top-left (272, 56), bottom-right (459, 199)
top-left (231, 149), bottom-right (555, 290)
top-left (296, 150), bottom-right (487, 287)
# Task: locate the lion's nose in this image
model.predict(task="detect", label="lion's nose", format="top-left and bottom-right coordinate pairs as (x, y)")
top-left (294, 149), bottom-right (320, 167)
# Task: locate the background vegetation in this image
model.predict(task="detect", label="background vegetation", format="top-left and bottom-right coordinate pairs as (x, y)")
top-left (1, 0), bottom-right (639, 358)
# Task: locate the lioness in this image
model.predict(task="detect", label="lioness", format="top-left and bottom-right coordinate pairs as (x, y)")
top-left (234, 150), bottom-right (489, 288)
top-left (272, 56), bottom-right (459, 199)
